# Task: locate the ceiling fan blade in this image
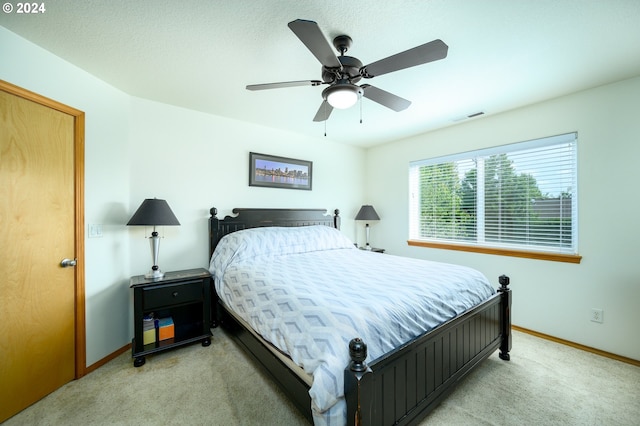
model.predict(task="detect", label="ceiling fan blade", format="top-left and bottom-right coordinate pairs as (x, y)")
top-left (288, 19), bottom-right (342, 69)
top-left (313, 100), bottom-right (333, 122)
top-left (361, 39), bottom-right (448, 78)
top-left (246, 80), bottom-right (322, 91)
top-left (361, 84), bottom-right (411, 111)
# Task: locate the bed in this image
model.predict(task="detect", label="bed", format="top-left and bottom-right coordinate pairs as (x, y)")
top-left (208, 207), bottom-right (511, 426)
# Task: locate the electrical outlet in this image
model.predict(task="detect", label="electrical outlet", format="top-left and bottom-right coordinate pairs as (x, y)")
top-left (590, 308), bottom-right (604, 323)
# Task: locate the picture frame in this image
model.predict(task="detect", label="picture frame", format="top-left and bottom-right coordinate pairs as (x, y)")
top-left (249, 152), bottom-right (312, 190)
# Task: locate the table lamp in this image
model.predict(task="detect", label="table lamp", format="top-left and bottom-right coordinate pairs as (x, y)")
top-left (127, 198), bottom-right (180, 279)
top-left (355, 205), bottom-right (380, 250)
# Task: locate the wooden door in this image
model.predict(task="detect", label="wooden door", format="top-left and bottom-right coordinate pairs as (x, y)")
top-left (0, 81), bottom-right (85, 422)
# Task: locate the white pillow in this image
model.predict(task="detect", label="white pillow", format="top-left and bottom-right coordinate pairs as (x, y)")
top-left (209, 225), bottom-right (355, 282)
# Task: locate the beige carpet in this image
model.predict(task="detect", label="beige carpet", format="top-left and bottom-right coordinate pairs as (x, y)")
top-left (3, 329), bottom-right (639, 425)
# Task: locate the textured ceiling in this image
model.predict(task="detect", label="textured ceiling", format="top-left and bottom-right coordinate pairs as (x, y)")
top-left (2, 0), bottom-right (640, 147)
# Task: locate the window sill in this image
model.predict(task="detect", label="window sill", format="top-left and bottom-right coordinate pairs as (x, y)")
top-left (407, 240), bottom-right (582, 264)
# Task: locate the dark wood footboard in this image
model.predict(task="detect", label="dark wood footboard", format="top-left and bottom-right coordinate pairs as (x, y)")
top-left (345, 276), bottom-right (511, 426)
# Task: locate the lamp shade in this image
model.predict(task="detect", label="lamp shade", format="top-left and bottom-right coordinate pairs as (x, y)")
top-left (127, 198), bottom-right (180, 226)
top-left (355, 205), bottom-right (380, 221)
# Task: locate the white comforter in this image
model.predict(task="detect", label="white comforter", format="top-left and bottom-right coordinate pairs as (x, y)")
top-left (209, 225), bottom-right (494, 426)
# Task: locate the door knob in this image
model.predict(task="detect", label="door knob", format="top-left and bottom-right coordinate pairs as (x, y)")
top-left (60, 258), bottom-right (77, 268)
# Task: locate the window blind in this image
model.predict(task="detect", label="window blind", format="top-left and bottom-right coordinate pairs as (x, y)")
top-left (409, 133), bottom-right (578, 254)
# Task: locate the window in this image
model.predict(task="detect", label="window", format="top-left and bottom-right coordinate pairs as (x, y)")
top-left (409, 133), bottom-right (578, 260)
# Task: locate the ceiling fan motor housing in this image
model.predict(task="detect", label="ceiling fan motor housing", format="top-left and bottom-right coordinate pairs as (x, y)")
top-left (322, 56), bottom-right (363, 83)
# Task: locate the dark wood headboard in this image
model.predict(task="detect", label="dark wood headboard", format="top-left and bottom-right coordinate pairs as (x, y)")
top-left (208, 207), bottom-right (341, 258)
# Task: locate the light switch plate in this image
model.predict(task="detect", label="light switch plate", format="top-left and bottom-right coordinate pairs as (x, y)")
top-left (89, 224), bottom-right (103, 238)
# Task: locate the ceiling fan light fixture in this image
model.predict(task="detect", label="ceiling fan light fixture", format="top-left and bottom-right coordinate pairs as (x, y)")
top-left (323, 83), bottom-right (363, 109)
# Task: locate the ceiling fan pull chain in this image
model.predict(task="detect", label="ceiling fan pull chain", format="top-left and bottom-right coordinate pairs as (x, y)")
top-left (360, 97), bottom-right (363, 124)
top-left (324, 103), bottom-right (328, 136)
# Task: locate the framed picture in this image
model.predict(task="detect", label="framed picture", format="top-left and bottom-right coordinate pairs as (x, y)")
top-left (249, 152), bottom-right (312, 190)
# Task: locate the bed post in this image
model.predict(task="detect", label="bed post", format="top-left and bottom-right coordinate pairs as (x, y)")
top-left (209, 207), bottom-right (219, 260)
top-left (209, 207), bottom-right (219, 328)
top-left (345, 338), bottom-right (374, 426)
top-left (334, 209), bottom-right (341, 230)
top-left (498, 275), bottom-right (512, 361)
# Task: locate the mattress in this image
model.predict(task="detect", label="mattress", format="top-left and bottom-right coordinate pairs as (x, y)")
top-left (209, 225), bottom-right (495, 426)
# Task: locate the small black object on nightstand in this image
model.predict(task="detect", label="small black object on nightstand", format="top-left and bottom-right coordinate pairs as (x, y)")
top-left (359, 247), bottom-right (385, 253)
top-left (130, 268), bottom-right (212, 367)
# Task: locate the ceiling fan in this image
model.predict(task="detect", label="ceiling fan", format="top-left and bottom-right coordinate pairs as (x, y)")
top-left (246, 19), bottom-right (448, 122)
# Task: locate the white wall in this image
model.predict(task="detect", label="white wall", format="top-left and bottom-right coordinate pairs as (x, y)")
top-left (1, 26), bottom-right (366, 366)
top-left (365, 75), bottom-right (640, 361)
top-left (127, 96), bottom-right (365, 277)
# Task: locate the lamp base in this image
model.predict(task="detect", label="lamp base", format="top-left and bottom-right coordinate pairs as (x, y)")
top-left (145, 268), bottom-right (164, 280)
top-left (146, 233), bottom-right (164, 279)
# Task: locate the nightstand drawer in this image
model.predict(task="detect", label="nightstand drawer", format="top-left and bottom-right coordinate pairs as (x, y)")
top-left (143, 280), bottom-right (203, 309)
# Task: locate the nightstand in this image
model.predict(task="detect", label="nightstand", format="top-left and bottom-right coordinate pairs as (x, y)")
top-left (130, 268), bottom-right (212, 367)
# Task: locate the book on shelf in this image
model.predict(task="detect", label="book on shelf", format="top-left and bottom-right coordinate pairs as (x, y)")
top-left (157, 316), bottom-right (174, 341)
top-left (143, 313), bottom-right (158, 345)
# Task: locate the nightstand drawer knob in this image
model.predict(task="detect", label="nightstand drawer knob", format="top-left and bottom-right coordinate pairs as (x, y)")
top-left (172, 291), bottom-right (178, 297)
